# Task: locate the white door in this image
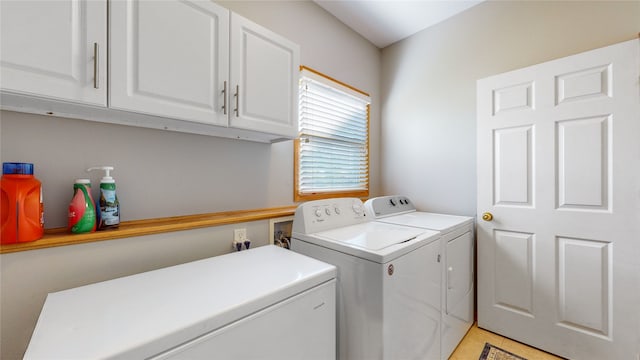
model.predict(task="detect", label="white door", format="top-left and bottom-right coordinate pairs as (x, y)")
top-left (109, 0), bottom-right (229, 126)
top-left (0, 0), bottom-right (107, 106)
top-left (229, 13), bottom-right (299, 138)
top-left (477, 39), bottom-right (640, 360)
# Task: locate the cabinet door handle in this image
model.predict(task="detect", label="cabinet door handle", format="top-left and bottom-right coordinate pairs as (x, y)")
top-left (234, 85), bottom-right (239, 117)
top-left (93, 42), bottom-right (99, 89)
top-left (222, 81), bottom-right (227, 115)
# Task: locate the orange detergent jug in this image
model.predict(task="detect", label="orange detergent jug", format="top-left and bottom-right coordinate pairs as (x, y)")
top-left (1, 163), bottom-right (44, 244)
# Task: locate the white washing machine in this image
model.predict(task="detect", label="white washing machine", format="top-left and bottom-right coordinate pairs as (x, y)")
top-left (365, 195), bottom-right (475, 360)
top-left (291, 197), bottom-right (442, 360)
top-left (25, 246), bottom-right (337, 360)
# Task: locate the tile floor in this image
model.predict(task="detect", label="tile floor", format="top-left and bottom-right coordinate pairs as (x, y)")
top-left (449, 323), bottom-right (566, 360)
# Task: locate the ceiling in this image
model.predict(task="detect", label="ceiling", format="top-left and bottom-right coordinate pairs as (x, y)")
top-left (313, 0), bottom-right (485, 48)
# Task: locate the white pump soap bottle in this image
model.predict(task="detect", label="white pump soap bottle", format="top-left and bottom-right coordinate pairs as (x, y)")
top-left (87, 166), bottom-right (120, 230)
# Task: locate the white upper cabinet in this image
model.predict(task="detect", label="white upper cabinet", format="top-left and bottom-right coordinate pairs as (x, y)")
top-left (110, 2), bottom-right (299, 136)
top-left (109, 0), bottom-right (229, 126)
top-left (0, 0), bottom-right (299, 141)
top-left (229, 13), bottom-right (300, 138)
top-left (0, 0), bottom-right (107, 106)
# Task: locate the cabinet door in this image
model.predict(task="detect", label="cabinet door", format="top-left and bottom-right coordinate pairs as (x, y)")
top-left (110, 0), bottom-right (229, 126)
top-left (0, 0), bottom-right (107, 106)
top-left (230, 13), bottom-right (299, 138)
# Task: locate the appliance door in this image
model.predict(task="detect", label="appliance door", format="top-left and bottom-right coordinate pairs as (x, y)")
top-left (383, 239), bottom-right (441, 360)
top-left (151, 280), bottom-right (336, 360)
top-left (446, 231), bottom-right (474, 321)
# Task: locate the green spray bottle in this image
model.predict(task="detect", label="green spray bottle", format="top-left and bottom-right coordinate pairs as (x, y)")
top-left (68, 179), bottom-right (96, 233)
top-left (87, 166), bottom-right (120, 230)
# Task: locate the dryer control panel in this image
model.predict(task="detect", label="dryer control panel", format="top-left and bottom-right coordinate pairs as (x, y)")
top-left (364, 195), bottom-right (416, 218)
top-left (292, 198), bottom-right (367, 234)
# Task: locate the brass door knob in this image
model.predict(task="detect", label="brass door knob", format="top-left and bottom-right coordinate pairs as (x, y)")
top-left (482, 212), bottom-right (493, 221)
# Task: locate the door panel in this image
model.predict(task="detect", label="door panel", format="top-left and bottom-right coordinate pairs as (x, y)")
top-left (493, 230), bottom-right (534, 316)
top-left (557, 237), bottom-right (611, 338)
top-left (477, 39), bottom-right (639, 360)
top-left (109, 0), bottom-right (229, 125)
top-left (555, 65), bottom-right (611, 105)
top-left (229, 13), bottom-right (299, 137)
top-left (556, 115), bottom-right (610, 210)
top-left (492, 82), bottom-right (534, 115)
top-left (0, 0), bottom-right (106, 105)
top-left (493, 126), bottom-right (534, 206)
top-left (136, 2), bottom-right (215, 104)
top-left (243, 32), bottom-right (291, 121)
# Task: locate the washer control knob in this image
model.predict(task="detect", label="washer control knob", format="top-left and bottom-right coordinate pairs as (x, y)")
top-left (314, 209), bottom-right (322, 218)
top-left (325, 208), bottom-right (331, 216)
top-left (352, 203), bottom-right (363, 215)
top-left (389, 198), bottom-right (397, 206)
top-left (334, 207), bottom-right (341, 215)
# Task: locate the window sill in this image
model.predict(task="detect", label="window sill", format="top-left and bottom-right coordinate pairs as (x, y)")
top-left (0, 206), bottom-right (297, 254)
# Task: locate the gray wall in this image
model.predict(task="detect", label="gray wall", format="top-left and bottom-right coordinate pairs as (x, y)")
top-left (0, 1), bottom-right (381, 358)
top-left (380, 0), bottom-right (639, 217)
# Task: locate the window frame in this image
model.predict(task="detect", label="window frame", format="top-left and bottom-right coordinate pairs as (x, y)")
top-left (294, 65), bottom-right (370, 202)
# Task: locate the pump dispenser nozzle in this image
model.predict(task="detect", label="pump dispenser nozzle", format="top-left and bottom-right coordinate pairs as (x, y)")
top-left (87, 166), bottom-right (115, 183)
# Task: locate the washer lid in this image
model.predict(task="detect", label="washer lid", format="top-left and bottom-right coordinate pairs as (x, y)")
top-left (301, 222), bottom-right (440, 263)
top-left (377, 212), bottom-right (473, 232)
top-left (315, 222), bottom-right (428, 251)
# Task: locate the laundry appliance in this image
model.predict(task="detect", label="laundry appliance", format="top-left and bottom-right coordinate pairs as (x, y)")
top-left (25, 245), bottom-right (336, 360)
top-left (365, 195), bottom-right (475, 360)
top-left (291, 197), bottom-right (442, 360)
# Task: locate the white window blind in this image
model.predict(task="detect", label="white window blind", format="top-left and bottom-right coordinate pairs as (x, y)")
top-left (298, 68), bottom-right (370, 195)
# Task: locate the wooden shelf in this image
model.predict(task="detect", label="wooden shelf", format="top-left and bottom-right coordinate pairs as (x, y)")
top-left (0, 206), bottom-right (297, 254)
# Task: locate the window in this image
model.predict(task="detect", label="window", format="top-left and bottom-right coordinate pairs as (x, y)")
top-left (294, 66), bottom-right (370, 201)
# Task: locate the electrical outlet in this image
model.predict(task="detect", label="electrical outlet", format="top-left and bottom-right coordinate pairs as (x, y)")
top-left (234, 228), bottom-right (247, 242)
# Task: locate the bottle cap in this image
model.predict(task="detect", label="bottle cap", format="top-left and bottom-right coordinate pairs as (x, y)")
top-left (3, 162), bottom-right (34, 175)
top-left (74, 179), bottom-right (91, 184)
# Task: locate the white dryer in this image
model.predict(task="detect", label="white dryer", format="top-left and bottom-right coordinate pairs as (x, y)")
top-left (365, 195), bottom-right (475, 360)
top-left (291, 197), bottom-right (442, 360)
